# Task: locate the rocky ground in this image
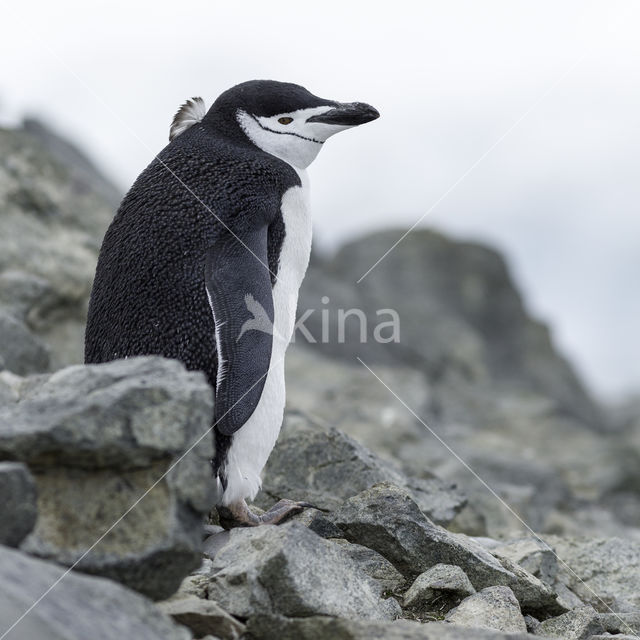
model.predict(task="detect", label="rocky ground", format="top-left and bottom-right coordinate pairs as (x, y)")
top-left (1, 121), bottom-right (639, 640)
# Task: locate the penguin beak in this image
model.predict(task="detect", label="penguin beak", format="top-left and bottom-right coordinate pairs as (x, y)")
top-left (306, 102), bottom-right (380, 126)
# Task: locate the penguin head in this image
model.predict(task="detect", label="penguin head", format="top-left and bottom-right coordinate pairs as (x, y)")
top-left (206, 80), bottom-right (379, 169)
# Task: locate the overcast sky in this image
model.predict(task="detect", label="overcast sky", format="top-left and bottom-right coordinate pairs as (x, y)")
top-left (1, 1), bottom-right (639, 399)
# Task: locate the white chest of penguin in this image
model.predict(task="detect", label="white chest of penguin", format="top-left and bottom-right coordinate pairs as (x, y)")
top-left (272, 168), bottom-right (312, 346)
top-left (221, 169), bottom-right (311, 505)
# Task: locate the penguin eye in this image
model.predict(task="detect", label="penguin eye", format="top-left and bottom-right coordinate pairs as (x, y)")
top-left (278, 117), bottom-right (293, 125)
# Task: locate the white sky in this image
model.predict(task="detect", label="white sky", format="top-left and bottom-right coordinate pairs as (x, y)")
top-left (1, 1), bottom-right (639, 399)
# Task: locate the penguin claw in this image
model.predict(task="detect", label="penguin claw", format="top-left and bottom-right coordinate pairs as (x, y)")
top-left (298, 501), bottom-right (331, 513)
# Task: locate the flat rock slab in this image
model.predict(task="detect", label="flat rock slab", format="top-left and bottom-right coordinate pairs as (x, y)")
top-left (246, 615), bottom-right (549, 640)
top-left (0, 545), bottom-right (190, 640)
top-left (0, 461), bottom-right (37, 547)
top-left (206, 521), bottom-right (401, 620)
top-left (0, 356), bottom-right (214, 470)
top-left (330, 483), bottom-right (559, 613)
top-left (446, 586), bottom-right (527, 634)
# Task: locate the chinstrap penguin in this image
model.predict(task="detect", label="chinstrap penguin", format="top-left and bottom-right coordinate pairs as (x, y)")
top-left (85, 80), bottom-right (379, 526)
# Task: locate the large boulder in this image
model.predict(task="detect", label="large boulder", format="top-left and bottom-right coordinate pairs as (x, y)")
top-left (0, 356), bottom-right (213, 471)
top-left (0, 357), bottom-right (215, 600)
top-left (0, 544), bottom-right (190, 640)
top-left (205, 521), bottom-right (401, 620)
top-left (257, 425), bottom-right (466, 525)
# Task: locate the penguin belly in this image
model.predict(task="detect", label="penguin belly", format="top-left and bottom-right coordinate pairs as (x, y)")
top-left (220, 169), bottom-right (312, 506)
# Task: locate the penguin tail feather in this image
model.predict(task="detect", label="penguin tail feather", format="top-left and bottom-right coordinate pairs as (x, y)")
top-left (169, 96), bottom-right (207, 141)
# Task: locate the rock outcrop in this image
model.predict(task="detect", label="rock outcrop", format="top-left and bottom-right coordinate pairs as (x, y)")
top-left (0, 356), bottom-right (215, 600)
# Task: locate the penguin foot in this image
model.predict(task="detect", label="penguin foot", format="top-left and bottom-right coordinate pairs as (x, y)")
top-left (217, 498), bottom-right (316, 528)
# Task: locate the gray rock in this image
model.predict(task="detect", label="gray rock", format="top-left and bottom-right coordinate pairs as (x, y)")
top-left (206, 521), bottom-right (400, 620)
top-left (0, 369), bottom-right (45, 404)
top-left (535, 606), bottom-right (604, 640)
top-left (0, 124), bottom-right (116, 370)
top-left (246, 615), bottom-right (543, 640)
top-left (22, 117), bottom-right (122, 212)
top-left (0, 309), bottom-right (50, 375)
top-left (5, 357), bottom-right (215, 600)
top-left (203, 530), bottom-right (232, 560)
top-left (524, 614), bottom-right (541, 633)
top-left (0, 462), bottom-right (37, 547)
top-left (403, 564), bottom-right (475, 614)
top-left (20, 461), bottom-right (205, 601)
top-left (547, 535), bottom-right (640, 612)
top-left (445, 586), bottom-right (527, 633)
top-left (256, 426), bottom-right (465, 525)
top-left (329, 483), bottom-right (558, 612)
top-left (491, 537), bottom-right (558, 585)
top-left (554, 581), bottom-right (585, 610)
top-left (0, 269), bottom-right (54, 323)
top-left (493, 554), bottom-right (565, 615)
top-left (0, 356), bottom-right (213, 471)
top-left (597, 612), bottom-right (640, 636)
top-left (157, 596), bottom-right (245, 639)
top-left (331, 538), bottom-right (405, 592)
top-left (170, 566), bottom-right (212, 600)
top-left (0, 544), bottom-right (190, 640)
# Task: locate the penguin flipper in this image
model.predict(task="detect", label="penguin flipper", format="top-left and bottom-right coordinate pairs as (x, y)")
top-left (205, 226), bottom-right (274, 436)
